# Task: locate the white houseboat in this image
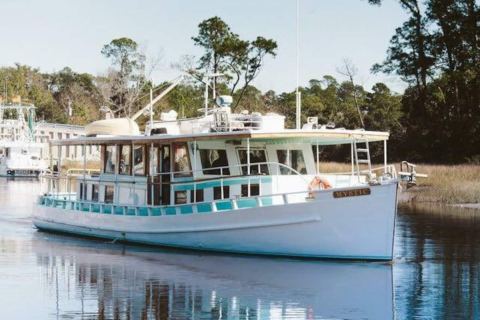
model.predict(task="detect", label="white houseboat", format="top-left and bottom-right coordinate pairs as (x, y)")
top-left (0, 103), bottom-right (48, 177)
top-left (33, 83), bottom-right (398, 260)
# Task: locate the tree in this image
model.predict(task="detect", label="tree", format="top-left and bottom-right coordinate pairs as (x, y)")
top-left (48, 67), bottom-right (102, 124)
top-left (100, 37), bottom-right (146, 116)
top-left (367, 0), bottom-right (480, 162)
top-left (337, 59), bottom-right (365, 127)
top-left (192, 16), bottom-right (277, 109)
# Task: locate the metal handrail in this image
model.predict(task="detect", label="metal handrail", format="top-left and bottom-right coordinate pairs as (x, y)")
top-left (41, 161), bottom-right (311, 204)
top-left (40, 187), bottom-right (313, 216)
top-left (66, 168), bottom-right (101, 176)
top-left (151, 161), bottom-right (307, 180)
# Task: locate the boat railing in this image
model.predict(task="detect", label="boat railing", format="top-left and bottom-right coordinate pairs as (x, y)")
top-left (316, 164), bottom-right (397, 179)
top-left (40, 161), bottom-right (311, 204)
top-left (40, 163), bottom-right (397, 206)
top-left (66, 168), bottom-right (101, 177)
top-left (39, 187), bottom-right (314, 216)
top-left (155, 161), bottom-right (307, 180)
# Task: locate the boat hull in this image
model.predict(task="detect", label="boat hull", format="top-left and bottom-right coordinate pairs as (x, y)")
top-left (33, 182), bottom-right (398, 260)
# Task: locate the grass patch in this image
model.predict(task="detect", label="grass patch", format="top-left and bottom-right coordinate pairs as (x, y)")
top-left (319, 162), bottom-right (480, 204)
top-left (403, 164), bottom-right (480, 204)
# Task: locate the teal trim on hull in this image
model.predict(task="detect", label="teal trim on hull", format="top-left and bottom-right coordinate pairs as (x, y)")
top-left (173, 177), bottom-right (272, 191)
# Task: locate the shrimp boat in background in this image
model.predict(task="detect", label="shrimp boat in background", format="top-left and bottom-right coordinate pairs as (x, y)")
top-left (33, 77), bottom-right (398, 260)
top-left (0, 102), bottom-right (48, 177)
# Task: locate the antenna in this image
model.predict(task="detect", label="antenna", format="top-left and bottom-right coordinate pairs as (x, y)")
top-left (203, 73), bottom-right (224, 116)
top-left (295, 0), bottom-right (302, 129)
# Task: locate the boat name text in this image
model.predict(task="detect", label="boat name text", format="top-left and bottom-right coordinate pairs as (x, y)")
top-left (333, 188), bottom-right (371, 198)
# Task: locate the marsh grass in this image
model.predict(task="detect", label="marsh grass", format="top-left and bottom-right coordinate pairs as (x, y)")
top-left (404, 164), bottom-right (480, 204)
top-left (319, 162), bottom-right (480, 204)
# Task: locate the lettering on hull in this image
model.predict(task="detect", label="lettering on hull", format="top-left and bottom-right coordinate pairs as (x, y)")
top-left (333, 188), bottom-right (371, 198)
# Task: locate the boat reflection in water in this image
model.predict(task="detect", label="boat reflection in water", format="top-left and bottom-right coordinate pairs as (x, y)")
top-left (33, 233), bottom-right (394, 319)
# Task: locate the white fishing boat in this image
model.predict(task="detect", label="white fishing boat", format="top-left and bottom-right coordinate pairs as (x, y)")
top-left (33, 79), bottom-right (398, 260)
top-left (0, 103), bottom-right (48, 177)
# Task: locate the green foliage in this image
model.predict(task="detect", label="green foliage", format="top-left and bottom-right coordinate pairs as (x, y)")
top-left (101, 37), bottom-right (147, 116)
top-left (369, 0), bottom-right (480, 162)
top-left (192, 16), bottom-right (277, 108)
top-left (101, 38), bottom-right (144, 77)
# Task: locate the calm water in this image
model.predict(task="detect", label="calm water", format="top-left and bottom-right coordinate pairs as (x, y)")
top-left (0, 180), bottom-right (479, 319)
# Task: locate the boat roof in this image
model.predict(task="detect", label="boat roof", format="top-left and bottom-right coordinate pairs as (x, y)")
top-left (50, 128), bottom-right (389, 146)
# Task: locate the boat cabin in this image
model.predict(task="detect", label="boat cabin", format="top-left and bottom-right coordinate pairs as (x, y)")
top-left (47, 129), bottom-right (392, 215)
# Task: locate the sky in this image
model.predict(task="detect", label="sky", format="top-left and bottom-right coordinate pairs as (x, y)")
top-left (0, 0), bottom-right (408, 93)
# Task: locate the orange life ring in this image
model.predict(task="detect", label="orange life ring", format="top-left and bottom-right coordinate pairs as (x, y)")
top-left (308, 176), bottom-right (332, 194)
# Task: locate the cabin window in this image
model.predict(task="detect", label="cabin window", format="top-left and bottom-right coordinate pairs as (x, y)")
top-left (213, 186), bottom-right (230, 200)
top-left (133, 145), bottom-right (145, 175)
top-left (173, 143), bottom-right (191, 177)
top-left (81, 183), bottom-right (87, 200)
top-left (104, 185), bottom-right (114, 203)
top-left (151, 146), bottom-right (159, 174)
top-left (190, 189), bottom-right (204, 203)
top-left (238, 149), bottom-right (269, 175)
top-left (175, 191), bottom-right (187, 204)
top-left (119, 145), bottom-right (131, 175)
top-left (79, 183), bottom-right (84, 200)
top-left (104, 145), bottom-right (117, 174)
top-left (200, 149), bottom-right (230, 175)
top-left (92, 184), bottom-right (99, 202)
top-left (276, 150), bottom-right (307, 174)
top-left (241, 184), bottom-right (260, 197)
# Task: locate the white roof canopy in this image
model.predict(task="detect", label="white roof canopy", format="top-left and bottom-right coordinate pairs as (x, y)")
top-left (50, 129), bottom-right (389, 146)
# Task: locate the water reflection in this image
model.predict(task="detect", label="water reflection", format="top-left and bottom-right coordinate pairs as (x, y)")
top-left (33, 234), bottom-right (393, 319)
top-left (395, 204), bottom-right (480, 319)
top-left (5, 179), bottom-right (480, 319)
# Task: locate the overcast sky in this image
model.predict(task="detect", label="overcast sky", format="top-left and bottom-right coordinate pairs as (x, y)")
top-left (0, 0), bottom-right (407, 93)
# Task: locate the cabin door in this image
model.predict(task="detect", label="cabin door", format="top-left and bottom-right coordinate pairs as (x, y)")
top-left (149, 146), bottom-right (161, 206)
top-left (160, 144), bottom-right (171, 205)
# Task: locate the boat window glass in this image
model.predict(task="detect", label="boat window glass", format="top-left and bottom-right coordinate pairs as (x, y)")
top-left (241, 184), bottom-right (260, 197)
top-left (133, 145), bottom-right (145, 175)
top-left (312, 145), bottom-right (321, 173)
top-left (276, 150), bottom-right (307, 174)
top-left (200, 149), bottom-right (230, 175)
top-left (79, 183), bottom-right (84, 200)
top-left (81, 183), bottom-right (87, 200)
top-left (238, 149), bottom-right (269, 175)
top-left (213, 186), bottom-right (230, 200)
top-left (104, 185), bottom-right (114, 203)
top-left (161, 145), bottom-right (170, 173)
top-left (92, 184), bottom-right (99, 202)
top-left (173, 143), bottom-right (192, 177)
top-left (119, 145), bottom-right (131, 175)
top-left (190, 189), bottom-right (204, 203)
top-left (175, 191), bottom-right (187, 204)
top-left (104, 145), bottom-right (117, 174)
top-left (151, 146), bottom-right (159, 174)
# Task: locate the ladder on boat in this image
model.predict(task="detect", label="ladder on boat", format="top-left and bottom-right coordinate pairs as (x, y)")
top-left (353, 138), bottom-right (372, 179)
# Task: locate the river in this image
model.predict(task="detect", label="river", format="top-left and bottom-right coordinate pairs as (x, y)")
top-left (0, 179), bottom-right (477, 319)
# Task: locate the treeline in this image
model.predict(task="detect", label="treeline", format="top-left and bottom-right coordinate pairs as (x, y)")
top-left (1, 1), bottom-right (479, 164)
top-left (0, 63), bottom-right (403, 160)
top-left (368, 0), bottom-right (480, 163)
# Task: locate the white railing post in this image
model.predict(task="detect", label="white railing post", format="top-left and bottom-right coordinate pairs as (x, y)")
top-left (384, 140), bottom-right (387, 174)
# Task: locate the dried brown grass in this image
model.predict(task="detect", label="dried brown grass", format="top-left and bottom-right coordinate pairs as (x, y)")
top-left (320, 162), bottom-right (480, 204)
top-left (404, 164), bottom-right (480, 204)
